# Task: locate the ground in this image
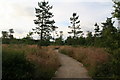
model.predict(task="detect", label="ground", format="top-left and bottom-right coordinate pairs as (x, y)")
top-left (53, 50), bottom-right (90, 78)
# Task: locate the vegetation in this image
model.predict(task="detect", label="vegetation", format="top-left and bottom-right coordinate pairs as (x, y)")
top-left (59, 46), bottom-right (109, 77)
top-left (68, 13), bottom-right (83, 38)
top-left (2, 46), bottom-right (35, 80)
top-left (54, 31), bottom-right (64, 45)
top-left (2, 31), bottom-right (9, 39)
top-left (2, 44), bottom-right (60, 80)
top-left (112, 0), bottom-right (120, 28)
top-left (33, 1), bottom-right (57, 46)
top-left (1, 0), bottom-right (120, 79)
top-left (59, 1), bottom-right (120, 79)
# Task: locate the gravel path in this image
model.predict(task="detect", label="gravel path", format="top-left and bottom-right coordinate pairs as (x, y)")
top-left (54, 50), bottom-right (90, 78)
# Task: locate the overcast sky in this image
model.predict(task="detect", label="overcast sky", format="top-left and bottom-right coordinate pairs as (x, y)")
top-left (0, 0), bottom-right (115, 39)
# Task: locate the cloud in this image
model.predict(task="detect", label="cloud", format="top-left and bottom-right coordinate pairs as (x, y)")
top-left (0, 0), bottom-right (36, 37)
top-left (52, 2), bottom-right (113, 34)
top-left (49, 0), bottom-right (112, 3)
top-left (0, 0), bottom-right (114, 39)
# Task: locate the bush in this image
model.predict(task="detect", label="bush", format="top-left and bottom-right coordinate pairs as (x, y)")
top-left (38, 40), bottom-right (50, 46)
top-left (91, 48), bottom-right (120, 80)
top-left (33, 66), bottom-right (56, 80)
top-left (2, 44), bottom-right (60, 80)
top-left (2, 48), bottom-right (35, 80)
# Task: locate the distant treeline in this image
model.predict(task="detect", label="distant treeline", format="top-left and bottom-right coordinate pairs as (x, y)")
top-left (1, 0), bottom-right (120, 49)
top-left (1, 18), bottom-right (120, 49)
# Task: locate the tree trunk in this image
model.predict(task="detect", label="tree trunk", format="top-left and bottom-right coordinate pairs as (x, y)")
top-left (73, 22), bottom-right (75, 39)
top-left (41, 29), bottom-right (43, 40)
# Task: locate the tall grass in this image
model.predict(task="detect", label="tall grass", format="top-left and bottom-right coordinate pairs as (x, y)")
top-left (59, 46), bottom-right (109, 78)
top-left (2, 44), bottom-right (60, 80)
top-left (2, 44), bottom-right (35, 80)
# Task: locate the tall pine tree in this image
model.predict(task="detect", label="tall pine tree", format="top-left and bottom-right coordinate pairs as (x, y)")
top-left (9, 29), bottom-right (14, 39)
top-left (68, 13), bottom-right (83, 39)
top-left (33, 1), bottom-right (56, 41)
top-left (100, 18), bottom-right (117, 48)
top-left (112, 0), bottom-right (120, 29)
top-left (94, 23), bottom-right (100, 37)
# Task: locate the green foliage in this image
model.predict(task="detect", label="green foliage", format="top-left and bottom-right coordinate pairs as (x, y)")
top-left (90, 60), bottom-right (111, 78)
top-left (78, 37), bottom-right (86, 45)
top-left (33, 65), bottom-right (56, 80)
top-left (94, 23), bottom-right (100, 37)
top-left (68, 13), bottom-right (83, 38)
top-left (38, 40), bottom-right (50, 46)
top-left (2, 29), bottom-right (14, 39)
top-left (2, 38), bottom-right (10, 44)
top-left (111, 49), bottom-right (120, 79)
top-left (2, 45), bottom-right (59, 80)
top-left (93, 18), bottom-right (118, 48)
top-left (100, 18), bottom-right (117, 48)
top-left (2, 48), bottom-right (35, 80)
top-left (1, 0), bottom-right (120, 79)
top-left (2, 38), bottom-right (39, 45)
top-left (65, 36), bottom-right (73, 45)
top-left (86, 31), bottom-right (94, 46)
top-left (54, 31), bottom-right (64, 45)
top-left (55, 37), bottom-right (64, 45)
top-left (65, 36), bottom-right (86, 45)
top-left (2, 31), bottom-right (9, 39)
top-left (25, 32), bottom-right (33, 40)
top-left (62, 16), bottom-right (120, 79)
top-left (92, 17), bottom-right (120, 79)
top-left (33, 1), bottom-right (57, 41)
top-left (93, 49), bottom-right (120, 80)
top-left (112, 0), bottom-right (120, 19)
top-left (9, 29), bottom-right (14, 39)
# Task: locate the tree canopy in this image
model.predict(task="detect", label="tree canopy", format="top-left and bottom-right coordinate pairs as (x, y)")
top-left (68, 13), bottom-right (83, 39)
top-left (33, 1), bottom-right (57, 41)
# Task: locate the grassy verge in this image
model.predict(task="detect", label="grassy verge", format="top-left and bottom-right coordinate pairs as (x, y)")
top-left (2, 44), bottom-right (60, 80)
top-left (59, 46), bottom-right (110, 78)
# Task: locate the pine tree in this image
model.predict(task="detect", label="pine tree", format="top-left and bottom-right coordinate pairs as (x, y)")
top-left (101, 18), bottom-right (117, 48)
top-left (101, 18), bottom-right (117, 37)
top-left (2, 31), bottom-right (9, 39)
top-left (86, 31), bottom-right (93, 45)
top-left (94, 23), bottom-right (100, 37)
top-left (94, 23), bottom-right (101, 46)
top-left (9, 29), bottom-right (14, 39)
top-left (33, 1), bottom-right (57, 41)
top-left (112, 0), bottom-right (120, 29)
top-left (55, 31), bottom-right (64, 45)
top-left (68, 13), bottom-right (83, 39)
top-left (26, 32), bottom-right (33, 39)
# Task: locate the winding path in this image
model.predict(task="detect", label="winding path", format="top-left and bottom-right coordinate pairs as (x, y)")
top-left (54, 50), bottom-right (90, 78)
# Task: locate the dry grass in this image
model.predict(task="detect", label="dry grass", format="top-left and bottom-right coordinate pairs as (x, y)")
top-left (2, 44), bottom-right (60, 79)
top-left (3, 44), bottom-right (60, 68)
top-left (27, 45), bottom-right (60, 68)
top-left (59, 46), bottom-right (109, 76)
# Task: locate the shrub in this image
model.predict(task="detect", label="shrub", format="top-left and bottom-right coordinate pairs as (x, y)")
top-left (2, 44), bottom-right (60, 80)
top-left (2, 48), bottom-right (35, 80)
top-left (94, 48), bottom-right (120, 80)
top-left (38, 40), bottom-right (50, 46)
